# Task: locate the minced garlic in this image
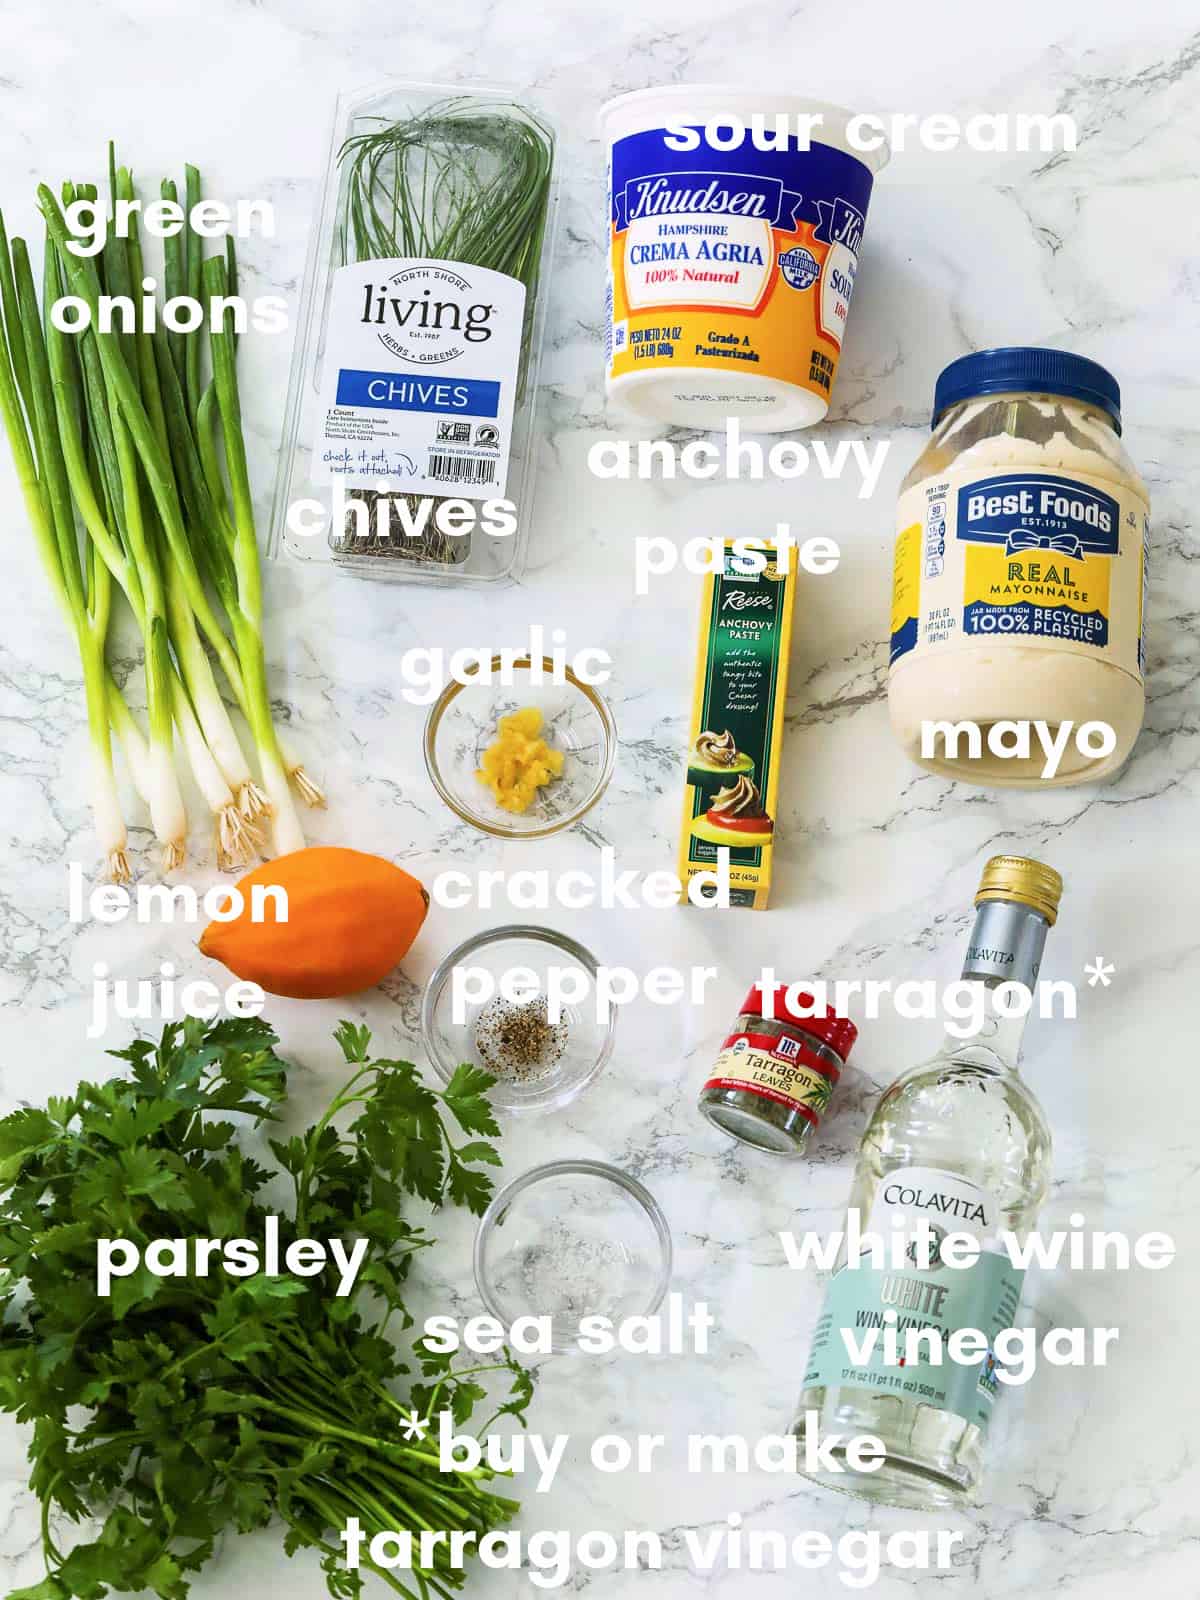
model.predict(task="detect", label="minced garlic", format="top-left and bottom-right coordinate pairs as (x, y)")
top-left (476, 707), bottom-right (564, 814)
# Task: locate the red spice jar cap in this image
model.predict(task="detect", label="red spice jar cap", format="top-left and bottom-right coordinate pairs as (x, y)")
top-left (740, 983), bottom-right (858, 1060)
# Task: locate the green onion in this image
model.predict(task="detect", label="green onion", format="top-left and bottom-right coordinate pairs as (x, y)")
top-left (43, 220), bottom-right (260, 870)
top-left (147, 168), bottom-right (323, 826)
top-left (0, 149), bottom-right (323, 878)
top-left (40, 212), bottom-right (190, 869)
top-left (203, 252), bottom-right (305, 854)
top-left (0, 220), bottom-right (132, 880)
top-left (41, 163), bottom-right (321, 863)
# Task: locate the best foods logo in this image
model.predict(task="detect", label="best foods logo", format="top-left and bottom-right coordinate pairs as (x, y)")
top-left (958, 472), bottom-right (1120, 556)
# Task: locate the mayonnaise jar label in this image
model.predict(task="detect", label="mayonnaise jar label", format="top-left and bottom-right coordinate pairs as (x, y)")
top-left (606, 127), bottom-right (876, 407)
top-left (891, 467), bottom-right (1148, 683)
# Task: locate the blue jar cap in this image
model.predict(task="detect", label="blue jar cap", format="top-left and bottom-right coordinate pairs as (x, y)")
top-left (932, 347), bottom-right (1122, 434)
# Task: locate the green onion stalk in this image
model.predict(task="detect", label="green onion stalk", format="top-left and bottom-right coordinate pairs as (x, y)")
top-left (202, 254), bottom-right (304, 854)
top-left (0, 150), bottom-right (321, 877)
top-left (113, 165), bottom-right (276, 834)
top-left (0, 213), bottom-right (132, 880)
top-left (41, 186), bottom-right (262, 872)
top-left (167, 170), bottom-right (325, 821)
top-left (101, 172), bottom-right (268, 863)
top-left (106, 672), bottom-right (153, 808)
top-left (45, 230), bottom-right (188, 868)
top-left (37, 165), bottom-right (318, 865)
top-left (42, 223), bottom-right (261, 872)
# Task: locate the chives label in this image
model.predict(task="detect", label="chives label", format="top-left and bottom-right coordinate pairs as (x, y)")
top-left (315, 258), bottom-right (525, 498)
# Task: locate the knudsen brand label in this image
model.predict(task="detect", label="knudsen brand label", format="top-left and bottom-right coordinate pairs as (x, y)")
top-left (315, 258), bottom-right (525, 498)
top-left (891, 469), bottom-right (1148, 680)
top-left (606, 127), bottom-right (876, 414)
top-left (679, 543), bottom-right (795, 911)
top-left (704, 1029), bottom-right (838, 1121)
top-left (803, 1166), bottom-right (1023, 1436)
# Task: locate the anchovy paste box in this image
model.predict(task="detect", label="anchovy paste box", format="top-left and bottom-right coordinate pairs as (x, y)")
top-left (679, 542), bottom-right (796, 909)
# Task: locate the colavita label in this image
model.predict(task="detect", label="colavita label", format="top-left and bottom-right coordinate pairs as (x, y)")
top-left (891, 467), bottom-right (1148, 679)
top-left (607, 127), bottom-right (876, 408)
top-left (803, 1165), bottom-right (1023, 1435)
top-left (704, 1028), bottom-right (839, 1121)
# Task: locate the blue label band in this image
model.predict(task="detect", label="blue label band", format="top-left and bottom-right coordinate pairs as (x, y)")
top-left (813, 196), bottom-right (865, 251)
top-left (610, 128), bottom-right (875, 236)
top-left (964, 599), bottom-right (1110, 647)
top-left (956, 472), bottom-right (1120, 557)
top-left (335, 370), bottom-right (500, 418)
top-left (614, 169), bottom-right (802, 230)
top-left (890, 614), bottom-right (918, 665)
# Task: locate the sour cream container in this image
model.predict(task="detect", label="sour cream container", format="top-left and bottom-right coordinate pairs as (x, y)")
top-left (599, 87), bottom-right (888, 431)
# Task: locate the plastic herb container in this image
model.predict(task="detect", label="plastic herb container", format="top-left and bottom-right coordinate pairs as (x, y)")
top-left (270, 81), bottom-right (559, 586)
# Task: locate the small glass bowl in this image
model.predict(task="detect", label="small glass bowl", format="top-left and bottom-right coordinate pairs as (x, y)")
top-left (423, 656), bottom-right (617, 838)
top-left (421, 926), bottom-right (616, 1115)
top-left (474, 1160), bottom-right (673, 1354)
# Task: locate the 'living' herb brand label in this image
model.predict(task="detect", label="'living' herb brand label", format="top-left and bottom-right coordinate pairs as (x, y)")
top-left (315, 258), bottom-right (525, 497)
top-left (679, 543), bottom-right (795, 910)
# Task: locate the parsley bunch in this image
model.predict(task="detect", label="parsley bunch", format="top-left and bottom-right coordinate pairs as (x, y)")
top-left (0, 1016), bottom-right (529, 1600)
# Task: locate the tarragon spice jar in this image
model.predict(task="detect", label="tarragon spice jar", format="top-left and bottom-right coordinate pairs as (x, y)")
top-left (698, 983), bottom-right (857, 1157)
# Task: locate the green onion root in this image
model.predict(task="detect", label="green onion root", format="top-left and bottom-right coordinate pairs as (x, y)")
top-left (170, 677), bottom-right (262, 871)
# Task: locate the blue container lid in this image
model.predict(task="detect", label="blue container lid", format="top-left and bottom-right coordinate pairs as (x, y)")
top-left (932, 347), bottom-right (1122, 434)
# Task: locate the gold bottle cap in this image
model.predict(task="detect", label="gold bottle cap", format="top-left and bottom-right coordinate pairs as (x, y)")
top-left (975, 855), bottom-right (1063, 925)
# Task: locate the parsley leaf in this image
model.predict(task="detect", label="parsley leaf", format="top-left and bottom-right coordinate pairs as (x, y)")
top-left (0, 1017), bottom-right (527, 1599)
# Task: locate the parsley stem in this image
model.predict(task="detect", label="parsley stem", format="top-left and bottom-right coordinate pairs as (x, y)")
top-left (247, 1396), bottom-right (453, 1466)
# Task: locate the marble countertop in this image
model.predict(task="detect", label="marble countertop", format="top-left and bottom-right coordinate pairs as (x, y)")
top-left (1, 1), bottom-right (1199, 1596)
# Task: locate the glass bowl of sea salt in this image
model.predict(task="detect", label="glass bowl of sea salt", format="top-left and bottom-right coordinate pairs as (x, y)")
top-left (474, 1161), bottom-right (673, 1355)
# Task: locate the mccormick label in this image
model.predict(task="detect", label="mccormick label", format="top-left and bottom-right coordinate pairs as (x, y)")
top-left (803, 1166), bottom-right (1024, 1435)
top-left (607, 127), bottom-right (876, 407)
top-left (704, 1029), bottom-right (839, 1122)
top-left (891, 467), bottom-right (1147, 681)
top-left (314, 258), bottom-right (524, 498)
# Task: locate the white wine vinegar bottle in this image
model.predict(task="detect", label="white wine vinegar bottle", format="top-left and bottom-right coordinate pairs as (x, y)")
top-left (793, 855), bottom-right (1061, 1510)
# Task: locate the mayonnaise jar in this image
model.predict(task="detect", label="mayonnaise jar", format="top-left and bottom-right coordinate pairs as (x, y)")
top-left (889, 348), bottom-right (1149, 787)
